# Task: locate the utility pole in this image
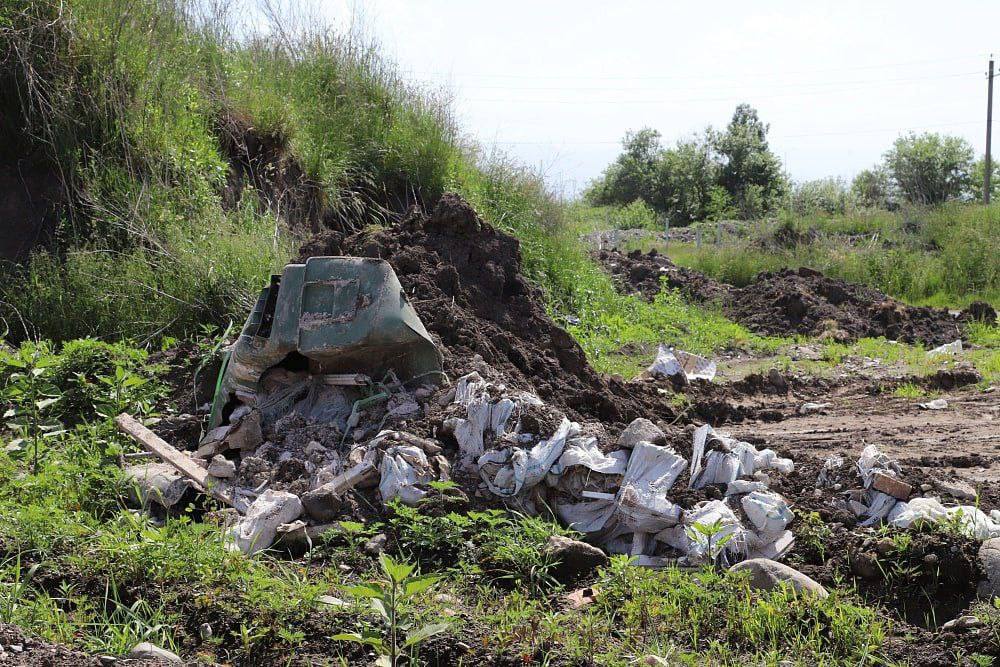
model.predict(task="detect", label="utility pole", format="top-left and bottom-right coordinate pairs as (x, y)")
top-left (986, 56), bottom-right (994, 205)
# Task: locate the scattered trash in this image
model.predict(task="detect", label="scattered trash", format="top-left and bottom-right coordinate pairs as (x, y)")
top-left (563, 586), bottom-right (599, 609)
top-left (647, 345), bottom-right (717, 382)
top-left (798, 402), bottom-right (831, 415)
top-left (919, 398), bottom-right (949, 410)
top-left (928, 339), bottom-right (962, 356)
top-left (889, 497), bottom-right (1000, 540)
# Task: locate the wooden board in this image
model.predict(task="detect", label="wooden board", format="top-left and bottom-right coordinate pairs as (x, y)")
top-left (115, 413), bottom-right (237, 510)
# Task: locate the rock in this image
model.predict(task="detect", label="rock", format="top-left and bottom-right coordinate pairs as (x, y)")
top-left (918, 398), bottom-right (949, 410)
top-left (767, 369), bottom-right (788, 392)
top-left (543, 535), bottom-right (608, 583)
top-left (127, 642), bottom-right (183, 664)
top-left (198, 623), bottom-right (213, 640)
top-left (98, 656), bottom-right (117, 666)
top-left (875, 538), bottom-right (895, 556)
top-left (935, 478), bottom-right (977, 502)
top-left (941, 615), bottom-right (984, 632)
top-left (563, 586), bottom-right (600, 609)
top-left (730, 558), bottom-right (829, 598)
top-left (977, 538), bottom-right (1000, 598)
top-left (852, 552), bottom-right (880, 579)
top-left (207, 455), bottom-right (236, 478)
top-left (318, 594), bottom-right (347, 607)
top-left (798, 402), bottom-right (830, 415)
top-left (920, 483), bottom-right (933, 492)
top-left (364, 533), bottom-right (387, 557)
top-left (618, 418), bottom-right (666, 449)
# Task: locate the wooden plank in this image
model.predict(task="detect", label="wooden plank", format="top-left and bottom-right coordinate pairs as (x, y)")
top-left (115, 413), bottom-right (237, 510)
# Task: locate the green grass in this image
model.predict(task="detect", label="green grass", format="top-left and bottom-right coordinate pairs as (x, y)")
top-left (604, 203), bottom-right (1000, 310)
top-left (892, 382), bottom-right (929, 399)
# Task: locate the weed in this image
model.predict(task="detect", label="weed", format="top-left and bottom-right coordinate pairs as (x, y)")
top-left (332, 554), bottom-right (451, 666)
top-left (893, 382), bottom-right (928, 399)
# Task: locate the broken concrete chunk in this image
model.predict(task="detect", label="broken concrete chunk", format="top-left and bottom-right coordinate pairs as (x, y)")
top-left (543, 535), bottom-right (608, 583)
top-left (229, 489), bottom-right (303, 555)
top-left (730, 558), bottom-right (828, 598)
top-left (301, 455), bottom-right (378, 521)
top-left (226, 410), bottom-right (263, 452)
top-left (124, 462), bottom-right (192, 509)
top-left (618, 418), bottom-right (666, 449)
top-left (207, 455), bottom-right (236, 479)
top-left (935, 478), bottom-right (977, 502)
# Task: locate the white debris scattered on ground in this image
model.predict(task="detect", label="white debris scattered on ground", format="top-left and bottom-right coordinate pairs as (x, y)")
top-left (229, 489), bottom-right (303, 555)
top-left (918, 398), bottom-right (949, 410)
top-left (928, 339), bottom-right (962, 356)
top-left (647, 345), bottom-right (717, 382)
top-left (798, 402), bottom-right (831, 415)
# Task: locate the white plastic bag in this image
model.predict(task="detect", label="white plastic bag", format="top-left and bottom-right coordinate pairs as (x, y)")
top-left (479, 418), bottom-right (577, 497)
top-left (229, 490), bottom-right (303, 555)
top-left (379, 445), bottom-right (435, 506)
top-left (741, 491), bottom-right (793, 534)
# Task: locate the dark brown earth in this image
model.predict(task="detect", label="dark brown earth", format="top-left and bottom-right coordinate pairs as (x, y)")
top-left (595, 248), bottom-right (994, 346)
top-left (0, 622), bottom-right (161, 666)
top-left (298, 194), bottom-right (675, 426)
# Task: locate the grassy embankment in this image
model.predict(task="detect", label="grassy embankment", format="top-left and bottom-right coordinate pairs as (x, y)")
top-left (0, 1), bottom-right (869, 665)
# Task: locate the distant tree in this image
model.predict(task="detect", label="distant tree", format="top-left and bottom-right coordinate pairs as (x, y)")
top-left (790, 177), bottom-right (851, 215)
top-left (654, 134), bottom-right (717, 224)
top-left (851, 167), bottom-right (891, 209)
top-left (586, 128), bottom-right (663, 208)
top-left (884, 133), bottom-right (973, 204)
top-left (712, 103), bottom-right (786, 219)
top-left (967, 156), bottom-right (1000, 203)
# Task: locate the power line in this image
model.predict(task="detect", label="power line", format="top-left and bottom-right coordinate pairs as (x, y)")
top-left (488, 119), bottom-right (997, 146)
top-left (407, 54), bottom-right (984, 82)
top-left (459, 71), bottom-right (982, 105)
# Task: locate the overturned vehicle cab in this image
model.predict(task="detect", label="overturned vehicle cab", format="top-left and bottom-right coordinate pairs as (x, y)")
top-left (202, 256), bottom-right (444, 460)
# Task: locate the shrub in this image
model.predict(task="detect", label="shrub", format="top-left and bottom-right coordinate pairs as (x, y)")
top-left (885, 132), bottom-right (973, 204)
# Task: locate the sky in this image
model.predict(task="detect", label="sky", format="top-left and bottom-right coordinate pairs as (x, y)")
top-left (317, 1), bottom-right (1000, 196)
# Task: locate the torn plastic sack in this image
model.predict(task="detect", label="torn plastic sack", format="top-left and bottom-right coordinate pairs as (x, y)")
top-left (689, 425), bottom-right (793, 490)
top-left (547, 436), bottom-right (628, 496)
top-left (648, 345), bottom-right (717, 381)
top-left (857, 444), bottom-right (901, 486)
top-left (479, 418), bottom-right (576, 497)
top-left (889, 497), bottom-right (1000, 540)
top-left (229, 489), bottom-right (303, 555)
top-left (816, 455), bottom-right (844, 488)
top-left (741, 491), bottom-right (793, 534)
top-left (556, 493), bottom-right (619, 534)
top-left (379, 445), bottom-right (436, 506)
top-left (616, 441), bottom-right (686, 532)
top-left (448, 372), bottom-right (537, 470)
top-left (657, 500), bottom-right (749, 565)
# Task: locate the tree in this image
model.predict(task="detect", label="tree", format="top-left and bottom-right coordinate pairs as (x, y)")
top-left (653, 134), bottom-right (717, 224)
top-left (851, 167), bottom-right (890, 209)
top-left (586, 128), bottom-right (663, 208)
top-left (884, 133), bottom-right (973, 204)
top-left (967, 156), bottom-right (1000, 203)
top-left (712, 104), bottom-right (786, 219)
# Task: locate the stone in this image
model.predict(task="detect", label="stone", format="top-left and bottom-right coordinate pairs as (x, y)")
top-left (563, 586), bottom-right (600, 609)
top-left (98, 656), bottom-right (117, 666)
top-left (852, 552), bottom-right (880, 579)
top-left (977, 537), bottom-right (1000, 598)
top-left (318, 594), bottom-right (347, 607)
top-left (730, 558), bottom-right (829, 598)
top-left (767, 368), bottom-right (788, 392)
top-left (935, 479), bottom-right (977, 502)
top-left (941, 615), bottom-right (984, 632)
top-left (364, 533), bottom-right (388, 557)
top-left (543, 535), bottom-right (608, 583)
top-left (618, 418), bottom-right (666, 449)
top-left (199, 623), bottom-right (213, 640)
top-left (207, 455), bottom-right (236, 479)
top-left (128, 642), bottom-right (183, 664)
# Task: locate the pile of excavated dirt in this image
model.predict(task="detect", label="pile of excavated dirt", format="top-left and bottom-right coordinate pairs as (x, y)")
top-left (298, 195), bottom-right (672, 425)
top-left (595, 248), bottom-right (992, 346)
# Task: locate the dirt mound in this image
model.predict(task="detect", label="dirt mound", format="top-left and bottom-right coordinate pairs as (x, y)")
top-left (594, 248), bottom-right (728, 304)
top-left (596, 249), bottom-right (975, 346)
top-left (298, 194), bottom-right (669, 424)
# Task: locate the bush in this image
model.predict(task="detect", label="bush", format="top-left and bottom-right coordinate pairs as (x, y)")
top-left (851, 168), bottom-right (891, 209)
top-left (789, 178), bottom-right (852, 215)
top-left (885, 132), bottom-right (973, 204)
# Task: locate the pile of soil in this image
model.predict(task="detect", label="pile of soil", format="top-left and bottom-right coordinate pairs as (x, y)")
top-left (596, 248), bottom-right (992, 346)
top-left (298, 194), bottom-right (671, 425)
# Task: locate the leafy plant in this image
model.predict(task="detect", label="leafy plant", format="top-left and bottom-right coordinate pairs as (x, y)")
top-left (332, 554), bottom-right (450, 666)
top-left (1, 345), bottom-right (64, 471)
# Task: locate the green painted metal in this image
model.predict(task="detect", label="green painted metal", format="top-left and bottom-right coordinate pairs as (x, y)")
top-left (208, 257), bottom-right (442, 428)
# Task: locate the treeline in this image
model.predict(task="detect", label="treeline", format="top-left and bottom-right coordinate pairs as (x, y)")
top-left (588, 105), bottom-right (997, 226)
top-left (586, 104), bottom-right (785, 224)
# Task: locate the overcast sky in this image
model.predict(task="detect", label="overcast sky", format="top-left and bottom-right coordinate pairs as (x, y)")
top-left (319, 1), bottom-right (999, 196)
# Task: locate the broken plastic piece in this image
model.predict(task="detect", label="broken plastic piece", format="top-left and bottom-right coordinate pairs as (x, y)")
top-left (928, 340), bottom-right (962, 356)
top-left (648, 345), bottom-right (717, 381)
top-left (229, 489), bottom-right (303, 555)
